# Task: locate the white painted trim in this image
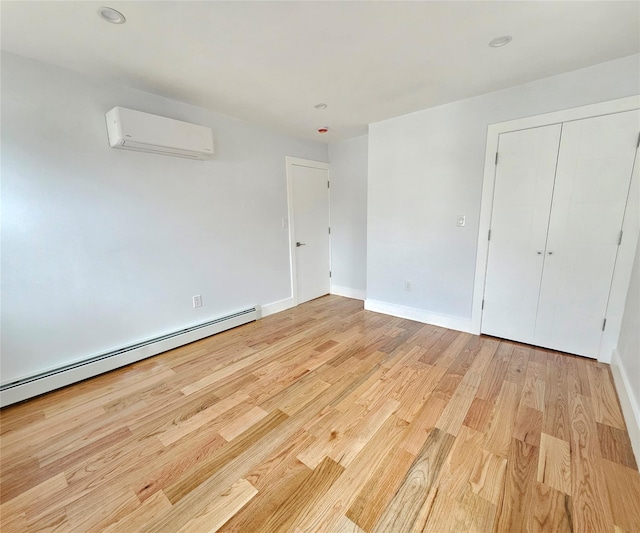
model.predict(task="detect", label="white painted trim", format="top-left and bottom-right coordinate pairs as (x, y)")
top-left (260, 297), bottom-right (296, 317)
top-left (472, 96), bottom-right (640, 360)
top-left (285, 156), bottom-right (331, 307)
top-left (610, 349), bottom-right (640, 464)
top-left (331, 285), bottom-right (366, 301)
top-left (364, 299), bottom-right (474, 334)
top-left (0, 309), bottom-right (258, 407)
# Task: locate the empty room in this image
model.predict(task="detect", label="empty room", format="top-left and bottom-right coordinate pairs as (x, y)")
top-left (1, 1), bottom-right (639, 531)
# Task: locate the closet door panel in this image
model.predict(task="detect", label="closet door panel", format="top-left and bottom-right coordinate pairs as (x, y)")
top-left (481, 124), bottom-right (562, 343)
top-left (534, 110), bottom-right (639, 357)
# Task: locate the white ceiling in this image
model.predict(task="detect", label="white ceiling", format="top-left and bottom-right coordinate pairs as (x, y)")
top-left (2, 1), bottom-right (639, 142)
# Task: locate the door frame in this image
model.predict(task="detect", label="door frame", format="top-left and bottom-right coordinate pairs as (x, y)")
top-left (472, 95), bottom-right (640, 362)
top-left (285, 156), bottom-right (331, 306)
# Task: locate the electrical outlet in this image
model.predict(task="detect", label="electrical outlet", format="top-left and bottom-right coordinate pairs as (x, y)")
top-left (193, 295), bottom-right (202, 308)
top-left (457, 215), bottom-right (466, 227)
top-left (404, 281), bottom-right (412, 292)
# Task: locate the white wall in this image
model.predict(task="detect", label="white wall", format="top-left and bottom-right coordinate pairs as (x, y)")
top-left (328, 135), bottom-right (368, 299)
top-left (1, 52), bottom-right (327, 384)
top-left (367, 54), bottom-right (640, 330)
top-left (613, 233), bottom-right (640, 456)
top-left (618, 234), bottom-right (640, 402)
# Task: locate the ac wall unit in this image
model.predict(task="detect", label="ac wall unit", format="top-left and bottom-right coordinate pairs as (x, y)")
top-left (105, 106), bottom-right (214, 160)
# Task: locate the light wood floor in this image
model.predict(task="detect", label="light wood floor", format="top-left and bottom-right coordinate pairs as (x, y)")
top-left (1, 296), bottom-right (639, 532)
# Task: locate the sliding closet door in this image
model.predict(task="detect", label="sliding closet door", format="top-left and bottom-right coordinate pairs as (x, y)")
top-left (534, 110), bottom-right (639, 357)
top-left (481, 125), bottom-right (562, 344)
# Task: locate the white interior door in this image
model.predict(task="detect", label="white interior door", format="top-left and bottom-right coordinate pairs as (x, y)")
top-left (290, 161), bottom-right (330, 304)
top-left (481, 124), bottom-right (562, 343)
top-left (533, 110), bottom-right (639, 357)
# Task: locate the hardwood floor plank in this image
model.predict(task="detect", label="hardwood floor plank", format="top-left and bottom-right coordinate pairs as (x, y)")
top-left (65, 485), bottom-right (141, 532)
top-left (520, 361), bottom-right (546, 411)
top-left (159, 391), bottom-right (249, 446)
top-left (494, 438), bottom-right (539, 533)
top-left (346, 444), bottom-right (415, 531)
top-left (597, 422), bottom-right (638, 470)
top-left (163, 409), bottom-right (289, 504)
top-left (295, 414), bottom-right (408, 532)
top-left (484, 381), bottom-right (521, 457)
top-left (372, 427), bottom-right (455, 533)
top-left (328, 398), bottom-right (400, 466)
top-left (475, 356), bottom-right (509, 403)
top-left (542, 356), bottom-right (570, 442)
top-left (252, 456), bottom-right (344, 533)
top-left (569, 393), bottom-right (615, 533)
top-left (218, 406), bottom-right (269, 442)
top-left (99, 492), bottom-right (170, 532)
top-left (537, 432), bottom-right (572, 495)
top-left (433, 331), bottom-right (473, 370)
top-left (512, 405), bottom-right (543, 447)
top-left (297, 403), bottom-right (367, 469)
top-left (219, 435), bottom-right (313, 532)
top-left (0, 473), bottom-right (68, 530)
top-left (468, 449), bottom-right (507, 505)
top-left (395, 365), bottom-right (446, 422)
top-left (587, 364), bottom-right (626, 430)
top-left (133, 433), bottom-right (227, 503)
top-left (601, 458), bottom-right (640, 532)
top-left (435, 371), bottom-right (481, 436)
top-left (435, 424), bottom-right (485, 502)
top-left (175, 478), bottom-right (258, 533)
top-left (505, 346), bottom-right (530, 384)
top-left (418, 328), bottom-right (460, 365)
top-left (401, 395), bottom-right (448, 456)
top-left (334, 515), bottom-right (367, 532)
top-left (529, 482), bottom-right (572, 533)
top-left (462, 397), bottom-right (493, 433)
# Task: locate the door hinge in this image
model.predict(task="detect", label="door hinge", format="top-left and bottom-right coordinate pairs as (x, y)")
top-left (329, 271), bottom-right (332, 278)
top-left (488, 229), bottom-right (492, 241)
top-left (327, 180), bottom-right (330, 188)
top-left (495, 152), bottom-right (499, 165)
top-left (482, 299), bottom-right (485, 310)
top-left (602, 318), bottom-right (607, 331)
top-left (328, 227), bottom-right (331, 234)
top-left (637, 132), bottom-right (640, 148)
top-left (618, 230), bottom-right (623, 245)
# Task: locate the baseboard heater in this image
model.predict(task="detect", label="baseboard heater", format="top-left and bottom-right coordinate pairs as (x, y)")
top-left (0, 306), bottom-right (260, 408)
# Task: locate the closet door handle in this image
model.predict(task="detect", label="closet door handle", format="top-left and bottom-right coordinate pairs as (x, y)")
top-left (547, 251), bottom-right (553, 255)
top-left (537, 251), bottom-right (542, 255)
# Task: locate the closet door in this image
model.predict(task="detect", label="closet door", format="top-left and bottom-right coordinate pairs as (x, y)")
top-left (534, 110), bottom-right (639, 358)
top-left (481, 125), bottom-right (562, 344)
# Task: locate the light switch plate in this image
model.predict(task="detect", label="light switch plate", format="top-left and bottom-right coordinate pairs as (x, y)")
top-left (457, 215), bottom-right (466, 227)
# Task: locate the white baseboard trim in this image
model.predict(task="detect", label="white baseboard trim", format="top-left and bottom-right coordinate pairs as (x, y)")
top-left (0, 308), bottom-right (258, 408)
top-left (330, 285), bottom-right (366, 301)
top-left (610, 349), bottom-right (640, 464)
top-left (364, 299), bottom-right (475, 334)
top-left (260, 297), bottom-right (296, 317)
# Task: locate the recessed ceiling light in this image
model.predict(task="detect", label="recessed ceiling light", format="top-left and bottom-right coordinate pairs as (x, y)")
top-left (314, 103), bottom-right (328, 110)
top-left (97, 7), bottom-right (126, 24)
top-left (489, 36), bottom-right (512, 48)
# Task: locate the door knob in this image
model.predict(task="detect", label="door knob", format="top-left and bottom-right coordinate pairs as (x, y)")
top-left (296, 242), bottom-right (306, 247)
top-left (537, 251), bottom-right (542, 255)
top-left (548, 251), bottom-right (553, 255)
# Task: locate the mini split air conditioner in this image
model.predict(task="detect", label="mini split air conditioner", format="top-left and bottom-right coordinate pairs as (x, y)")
top-left (105, 107), bottom-right (214, 160)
